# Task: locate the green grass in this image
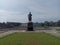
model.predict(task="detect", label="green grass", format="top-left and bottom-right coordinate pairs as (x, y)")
top-left (0, 32), bottom-right (60, 45)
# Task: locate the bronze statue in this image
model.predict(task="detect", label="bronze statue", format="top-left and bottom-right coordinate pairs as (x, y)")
top-left (27, 12), bottom-right (34, 31)
top-left (28, 12), bottom-right (32, 21)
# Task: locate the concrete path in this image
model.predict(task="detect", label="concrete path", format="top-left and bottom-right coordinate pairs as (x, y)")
top-left (0, 30), bottom-right (60, 38)
top-left (45, 30), bottom-right (60, 37)
top-left (0, 30), bottom-right (26, 38)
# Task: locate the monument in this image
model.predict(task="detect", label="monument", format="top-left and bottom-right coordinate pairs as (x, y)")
top-left (27, 12), bottom-right (34, 31)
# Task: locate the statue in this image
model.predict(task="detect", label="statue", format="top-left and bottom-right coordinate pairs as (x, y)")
top-left (27, 12), bottom-right (34, 31)
top-left (28, 12), bottom-right (32, 21)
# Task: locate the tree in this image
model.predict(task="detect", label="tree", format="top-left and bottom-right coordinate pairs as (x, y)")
top-left (40, 23), bottom-right (44, 27)
top-left (57, 20), bottom-right (60, 27)
top-left (44, 21), bottom-right (50, 27)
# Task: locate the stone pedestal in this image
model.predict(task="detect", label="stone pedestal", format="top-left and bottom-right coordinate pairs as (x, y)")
top-left (27, 22), bottom-right (33, 31)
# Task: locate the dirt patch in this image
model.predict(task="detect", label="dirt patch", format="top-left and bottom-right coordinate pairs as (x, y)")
top-left (0, 32), bottom-right (4, 34)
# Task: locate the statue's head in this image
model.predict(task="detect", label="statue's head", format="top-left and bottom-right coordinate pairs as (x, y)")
top-left (29, 12), bottom-right (31, 14)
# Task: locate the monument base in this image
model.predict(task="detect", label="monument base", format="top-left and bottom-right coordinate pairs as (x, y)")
top-left (27, 22), bottom-right (34, 31)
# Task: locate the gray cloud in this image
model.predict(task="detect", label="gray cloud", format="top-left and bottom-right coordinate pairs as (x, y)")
top-left (0, 0), bottom-right (59, 22)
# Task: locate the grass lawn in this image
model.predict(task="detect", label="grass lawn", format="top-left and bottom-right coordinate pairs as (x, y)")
top-left (0, 32), bottom-right (60, 45)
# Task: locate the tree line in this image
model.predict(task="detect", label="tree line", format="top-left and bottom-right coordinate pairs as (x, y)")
top-left (0, 20), bottom-right (60, 29)
top-left (34, 20), bottom-right (60, 27)
top-left (0, 22), bottom-right (21, 28)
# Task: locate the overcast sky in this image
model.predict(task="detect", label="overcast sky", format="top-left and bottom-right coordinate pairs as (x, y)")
top-left (0, 0), bottom-right (59, 23)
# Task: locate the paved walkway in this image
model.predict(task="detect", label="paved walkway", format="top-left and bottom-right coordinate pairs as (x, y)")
top-left (0, 30), bottom-right (26, 38)
top-left (0, 30), bottom-right (60, 38)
